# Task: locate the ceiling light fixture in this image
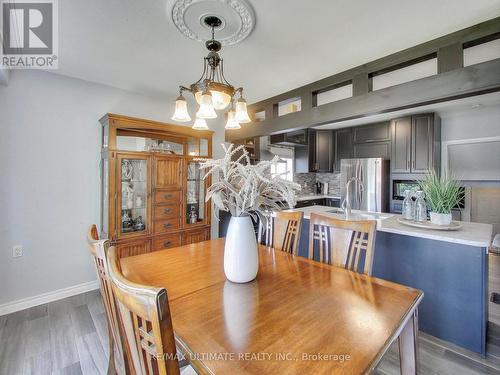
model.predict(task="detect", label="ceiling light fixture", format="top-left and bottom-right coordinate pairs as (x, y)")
top-left (192, 117), bottom-right (209, 130)
top-left (171, 16), bottom-right (251, 129)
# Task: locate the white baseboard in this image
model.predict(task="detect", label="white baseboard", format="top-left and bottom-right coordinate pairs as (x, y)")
top-left (0, 280), bottom-right (99, 316)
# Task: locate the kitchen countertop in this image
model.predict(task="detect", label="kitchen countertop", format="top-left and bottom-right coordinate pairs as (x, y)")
top-left (288, 205), bottom-right (493, 248)
top-left (296, 194), bottom-right (341, 201)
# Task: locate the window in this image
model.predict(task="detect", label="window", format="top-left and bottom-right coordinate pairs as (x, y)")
top-left (371, 57), bottom-right (437, 91)
top-left (271, 157), bottom-right (293, 181)
top-left (277, 97), bottom-right (301, 116)
top-left (464, 38), bottom-right (500, 67)
top-left (316, 83), bottom-right (353, 106)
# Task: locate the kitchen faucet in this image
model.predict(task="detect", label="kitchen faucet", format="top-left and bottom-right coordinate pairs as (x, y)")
top-left (342, 177), bottom-right (364, 219)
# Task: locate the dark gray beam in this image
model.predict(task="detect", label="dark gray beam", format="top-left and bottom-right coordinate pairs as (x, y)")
top-left (238, 17), bottom-right (500, 136)
top-left (226, 59), bottom-right (500, 141)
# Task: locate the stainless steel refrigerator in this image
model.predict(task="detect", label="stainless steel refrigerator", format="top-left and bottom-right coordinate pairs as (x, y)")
top-left (340, 158), bottom-right (390, 213)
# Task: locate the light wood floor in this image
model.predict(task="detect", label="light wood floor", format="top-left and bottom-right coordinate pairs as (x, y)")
top-left (1, 255), bottom-right (499, 375)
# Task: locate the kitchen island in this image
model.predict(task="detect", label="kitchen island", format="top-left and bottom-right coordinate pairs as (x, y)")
top-left (289, 206), bottom-right (493, 356)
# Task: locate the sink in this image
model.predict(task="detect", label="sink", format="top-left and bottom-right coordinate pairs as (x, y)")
top-left (327, 208), bottom-right (344, 214)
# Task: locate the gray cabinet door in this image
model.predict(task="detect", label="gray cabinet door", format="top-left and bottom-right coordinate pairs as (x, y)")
top-left (353, 142), bottom-right (391, 159)
top-left (334, 128), bottom-right (353, 172)
top-left (353, 122), bottom-right (391, 143)
top-left (412, 114), bottom-right (433, 173)
top-left (316, 130), bottom-right (333, 172)
top-left (391, 117), bottom-right (411, 173)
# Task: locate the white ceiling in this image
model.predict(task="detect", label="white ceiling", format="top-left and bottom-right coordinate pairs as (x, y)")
top-left (57, 0), bottom-right (500, 104)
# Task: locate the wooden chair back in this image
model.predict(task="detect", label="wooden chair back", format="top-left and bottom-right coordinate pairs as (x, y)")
top-left (258, 215), bottom-right (273, 247)
top-left (272, 211), bottom-right (304, 255)
top-left (308, 213), bottom-right (377, 275)
top-left (86, 225), bottom-right (127, 375)
top-left (107, 246), bottom-right (180, 375)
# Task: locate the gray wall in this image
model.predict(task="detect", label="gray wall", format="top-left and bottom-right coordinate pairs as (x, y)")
top-left (440, 103), bottom-right (500, 141)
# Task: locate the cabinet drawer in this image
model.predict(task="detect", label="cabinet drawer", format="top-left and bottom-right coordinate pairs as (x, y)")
top-left (154, 218), bottom-right (181, 233)
top-left (154, 190), bottom-right (181, 205)
top-left (154, 204), bottom-right (180, 220)
top-left (153, 234), bottom-right (181, 251)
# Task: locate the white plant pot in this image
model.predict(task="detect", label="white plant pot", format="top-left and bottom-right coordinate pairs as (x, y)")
top-left (429, 212), bottom-right (452, 226)
top-left (224, 216), bottom-right (259, 283)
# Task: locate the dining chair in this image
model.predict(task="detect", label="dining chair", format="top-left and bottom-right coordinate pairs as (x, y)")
top-left (87, 224), bottom-right (127, 375)
top-left (257, 215), bottom-right (273, 247)
top-left (107, 245), bottom-right (196, 375)
top-left (272, 211), bottom-right (304, 255)
top-left (308, 213), bottom-right (377, 275)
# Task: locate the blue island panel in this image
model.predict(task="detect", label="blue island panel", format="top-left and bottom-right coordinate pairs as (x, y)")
top-left (297, 219), bottom-right (488, 355)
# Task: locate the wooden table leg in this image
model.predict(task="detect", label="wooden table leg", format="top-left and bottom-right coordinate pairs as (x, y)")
top-left (398, 309), bottom-right (419, 375)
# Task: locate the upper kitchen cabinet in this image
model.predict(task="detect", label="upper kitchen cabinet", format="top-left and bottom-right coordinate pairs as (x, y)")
top-left (295, 129), bottom-right (334, 173)
top-left (391, 113), bottom-right (441, 174)
top-left (334, 128), bottom-right (353, 172)
top-left (391, 117), bottom-right (412, 173)
top-left (352, 122), bottom-right (391, 159)
top-left (353, 122), bottom-right (391, 143)
top-left (315, 130), bottom-right (334, 172)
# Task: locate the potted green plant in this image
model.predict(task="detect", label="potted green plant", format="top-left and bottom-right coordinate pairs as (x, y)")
top-left (419, 170), bottom-right (463, 226)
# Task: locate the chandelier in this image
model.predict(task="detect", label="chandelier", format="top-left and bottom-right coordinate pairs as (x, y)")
top-left (171, 16), bottom-right (251, 130)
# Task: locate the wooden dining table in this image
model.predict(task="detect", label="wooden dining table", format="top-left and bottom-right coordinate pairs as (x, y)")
top-left (120, 238), bottom-right (423, 374)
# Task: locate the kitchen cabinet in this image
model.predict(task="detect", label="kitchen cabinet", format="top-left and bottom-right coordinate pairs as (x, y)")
top-left (294, 129), bottom-right (333, 173)
top-left (390, 113), bottom-right (440, 174)
top-left (351, 122), bottom-right (391, 160)
top-left (294, 198), bottom-right (326, 208)
top-left (325, 198), bottom-right (341, 207)
top-left (353, 142), bottom-right (391, 159)
top-left (232, 137), bottom-right (260, 164)
top-left (315, 130), bottom-right (333, 172)
top-left (391, 117), bottom-right (412, 173)
top-left (270, 129), bottom-right (308, 146)
top-left (353, 122), bottom-right (391, 143)
top-left (334, 128), bottom-right (353, 172)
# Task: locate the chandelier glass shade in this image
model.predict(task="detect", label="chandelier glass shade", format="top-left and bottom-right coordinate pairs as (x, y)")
top-left (235, 98), bottom-right (251, 123)
top-left (225, 109), bottom-right (241, 130)
top-left (171, 16), bottom-right (250, 130)
top-left (192, 117), bottom-right (209, 130)
top-left (171, 95), bottom-right (191, 122)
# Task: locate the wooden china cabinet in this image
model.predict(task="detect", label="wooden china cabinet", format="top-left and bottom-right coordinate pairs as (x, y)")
top-left (99, 114), bottom-right (213, 258)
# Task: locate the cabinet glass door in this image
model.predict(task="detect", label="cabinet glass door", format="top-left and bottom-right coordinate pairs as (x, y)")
top-left (186, 161), bottom-right (205, 225)
top-left (118, 155), bottom-right (150, 237)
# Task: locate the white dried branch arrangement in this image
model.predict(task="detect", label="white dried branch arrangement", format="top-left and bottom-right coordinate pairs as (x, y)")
top-left (199, 144), bottom-right (301, 220)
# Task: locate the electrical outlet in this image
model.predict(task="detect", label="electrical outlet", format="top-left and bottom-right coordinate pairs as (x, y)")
top-left (12, 245), bottom-right (23, 258)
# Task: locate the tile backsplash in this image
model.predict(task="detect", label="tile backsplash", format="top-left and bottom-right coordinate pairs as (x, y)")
top-left (316, 173), bottom-right (341, 195)
top-left (294, 172), bottom-right (341, 196)
top-left (293, 173), bottom-right (316, 194)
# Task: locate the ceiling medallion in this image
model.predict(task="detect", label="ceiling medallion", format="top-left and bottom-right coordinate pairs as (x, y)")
top-left (170, 0), bottom-right (255, 46)
top-left (171, 14), bottom-right (252, 130)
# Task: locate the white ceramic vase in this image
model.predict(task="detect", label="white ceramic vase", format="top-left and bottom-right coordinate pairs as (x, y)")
top-left (224, 216), bottom-right (259, 283)
top-left (429, 212), bottom-right (452, 226)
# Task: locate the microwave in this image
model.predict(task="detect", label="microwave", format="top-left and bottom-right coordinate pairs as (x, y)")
top-left (392, 179), bottom-right (465, 208)
top-left (392, 180), bottom-right (421, 200)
